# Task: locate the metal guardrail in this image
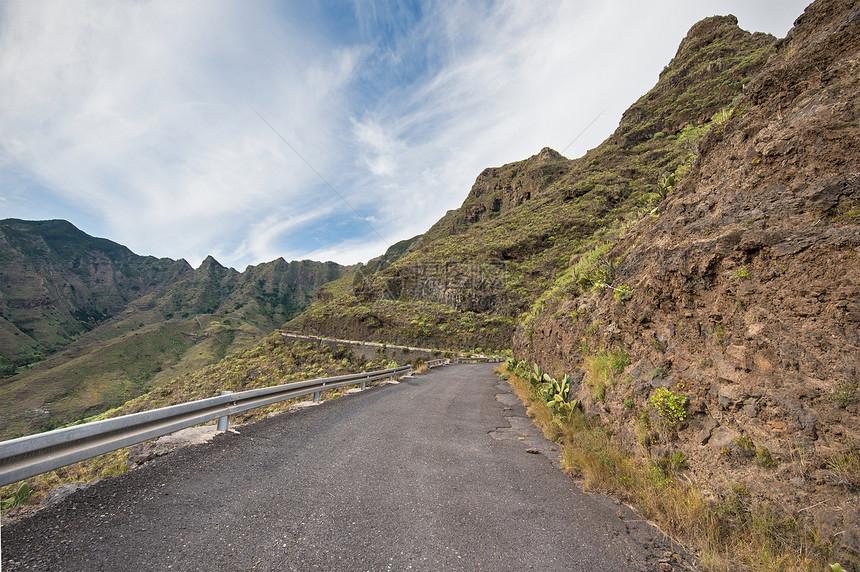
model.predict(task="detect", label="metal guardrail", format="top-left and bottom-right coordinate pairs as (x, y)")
top-left (455, 357), bottom-right (505, 364)
top-left (425, 358), bottom-right (449, 368)
top-left (281, 332), bottom-right (441, 356)
top-left (0, 365), bottom-right (411, 487)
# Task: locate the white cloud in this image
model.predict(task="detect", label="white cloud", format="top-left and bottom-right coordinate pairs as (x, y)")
top-left (298, 236), bottom-right (391, 268)
top-left (227, 203), bottom-right (341, 269)
top-left (0, 0), bottom-right (362, 266)
top-left (351, 117), bottom-right (404, 177)
top-left (0, 0), bottom-right (811, 268)
top-left (336, 0), bottom-right (811, 251)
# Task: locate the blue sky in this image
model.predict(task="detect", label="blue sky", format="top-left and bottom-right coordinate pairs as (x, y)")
top-left (0, 0), bottom-right (809, 269)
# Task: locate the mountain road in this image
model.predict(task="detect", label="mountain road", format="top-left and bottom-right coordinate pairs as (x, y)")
top-left (1, 364), bottom-right (690, 571)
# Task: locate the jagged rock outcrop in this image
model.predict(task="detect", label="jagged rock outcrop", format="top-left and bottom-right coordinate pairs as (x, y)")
top-left (516, 0), bottom-right (860, 559)
top-left (295, 5), bottom-right (780, 353)
top-left (615, 15), bottom-right (774, 147)
top-left (436, 147), bottom-right (571, 231)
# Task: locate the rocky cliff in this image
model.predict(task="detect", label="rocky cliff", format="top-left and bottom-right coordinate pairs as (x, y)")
top-left (5, 1), bottom-right (858, 563)
top-left (291, 1), bottom-right (860, 561)
top-left (516, 0), bottom-right (860, 559)
top-left (293, 13), bottom-right (779, 351)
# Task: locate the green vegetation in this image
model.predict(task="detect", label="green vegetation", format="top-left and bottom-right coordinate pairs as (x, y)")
top-left (1, 483), bottom-right (30, 509)
top-left (823, 445), bottom-right (860, 491)
top-left (291, 280), bottom-right (514, 351)
top-left (612, 284), bottom-right (634, 304)
top-left (539, 374), bottom-right (578, 417)
top-left (506, 359), bottom-right (579, 419)
top-left (3, 16), bottom-right (821, 569)
top-left (0, 316), bottom-right (264, 439)
top-left (671, 451), bottom-right (689, 471)
top-left (650, 388), bottom-right (688, 424)
top-left (734, 435), bottom-right (757, 456)
top-left (585, 348), bottom-right (629, 400)
top-left (102, 334), bottom-right (391, 418)
top-left (287, 14), bottom-right (778, 357)
top-left (714, 324), bottom-right (727, 345)
top-left (0, 448), bottom-right (131, 514)
top-left (0, 236), bottom-right (356, 439)
top-left (831, 380), bottom-right (858, 408)
top-left (755, 446), bottom-right (777, 468)
top-left (731, 265), bottom-right (751, 280)
top-left (500, 365), bottom-right (830, 571)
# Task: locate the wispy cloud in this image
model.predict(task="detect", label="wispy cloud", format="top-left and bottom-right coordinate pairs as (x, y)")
top-left (0, 0), bottom-right (808, 268)
top-left (351, 117), bottom-right (404, 177)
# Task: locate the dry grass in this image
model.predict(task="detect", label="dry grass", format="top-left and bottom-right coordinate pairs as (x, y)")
top-left (502, 367), bottom-right (830, 571)
top-left (1, 448), bottom-right (130, 515)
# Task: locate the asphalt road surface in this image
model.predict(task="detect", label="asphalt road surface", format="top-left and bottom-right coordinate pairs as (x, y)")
top-left (2, 364), bottom-right (691, 571)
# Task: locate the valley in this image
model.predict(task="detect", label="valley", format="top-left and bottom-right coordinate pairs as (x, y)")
top-left (0, 219), bottom-right (356, 438)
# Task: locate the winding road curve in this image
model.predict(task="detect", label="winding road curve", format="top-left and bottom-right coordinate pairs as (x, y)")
top-left (2, 364), bottom-right (688, 571)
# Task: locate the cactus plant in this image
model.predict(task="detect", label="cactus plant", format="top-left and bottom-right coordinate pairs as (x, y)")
top-left (2, 482), bottom-right (31, 509)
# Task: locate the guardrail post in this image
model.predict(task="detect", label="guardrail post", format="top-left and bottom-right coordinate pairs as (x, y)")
top-left (313, 382), bottom-right (325, 403)
top-left (361, 375), bottom-right (368, 390)
top-left (216, 390), bottom-right (233, 431)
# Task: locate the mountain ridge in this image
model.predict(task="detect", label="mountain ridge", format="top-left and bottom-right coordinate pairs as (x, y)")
top-left (0, 218), bottom-right (357, 437)
top-left (4, 2), bottom-right (860, 566)
top-left (514, 0), bottom-right (860, 561)
top-left (290, 11), bottom-right (779, 350)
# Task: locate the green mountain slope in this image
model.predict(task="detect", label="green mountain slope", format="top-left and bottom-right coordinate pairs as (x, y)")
top-left (516, 0), bottom-right (860, 561)
top-left (7, 2), bottom-right (859, 565)
top-left (0, 221), bottom-right (356, 438)
top-left (290, 4), bottom-right (860, 564)
top-left (0, 219), bottom-right (191, 372)
top-left (289, 15), bottom-right (778, 351)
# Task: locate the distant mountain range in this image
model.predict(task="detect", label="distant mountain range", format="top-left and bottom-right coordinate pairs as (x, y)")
top-left (0, 218), bottom-right (356, 437)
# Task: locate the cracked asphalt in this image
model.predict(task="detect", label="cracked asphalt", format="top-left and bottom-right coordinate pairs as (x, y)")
top-left (2, 363), bottom-right (692, 571)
